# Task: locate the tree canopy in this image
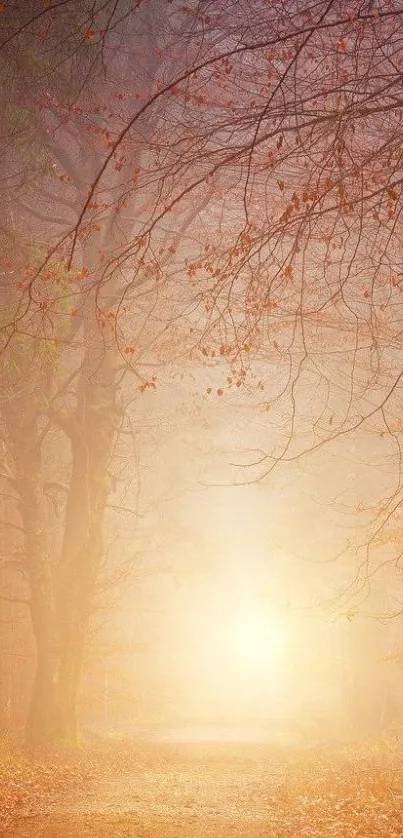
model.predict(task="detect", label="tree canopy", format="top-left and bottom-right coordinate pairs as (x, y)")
top-left (1, 0), bottom-right (403, 743)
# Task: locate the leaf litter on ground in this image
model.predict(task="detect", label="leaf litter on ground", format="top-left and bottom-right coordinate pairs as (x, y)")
top-left (2, 736), bottom-right (403, 836)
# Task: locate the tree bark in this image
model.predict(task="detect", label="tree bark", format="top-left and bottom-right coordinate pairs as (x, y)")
top-left (55, 339), bottom-right (119, 741)
top-left (26, 585), bottom-right (59, 747)
top-left (3, 401), bottom-right (59, 746)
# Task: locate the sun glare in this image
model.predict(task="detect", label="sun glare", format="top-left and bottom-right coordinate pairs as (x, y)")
top-left (175, 587), bottom-right (290, 718)
top-left (233, 609), bottom-right (286, 672)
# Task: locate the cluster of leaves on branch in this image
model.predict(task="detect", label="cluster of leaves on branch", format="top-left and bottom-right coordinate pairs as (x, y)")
top-left (3, 1), bottom-right (402, 369)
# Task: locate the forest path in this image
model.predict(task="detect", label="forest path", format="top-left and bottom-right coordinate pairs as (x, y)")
top-left (5, 736), bottom-right (403, 837)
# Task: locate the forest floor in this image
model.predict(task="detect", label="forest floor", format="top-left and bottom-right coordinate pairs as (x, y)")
top-left (2, 735), bottom-right (403, 837)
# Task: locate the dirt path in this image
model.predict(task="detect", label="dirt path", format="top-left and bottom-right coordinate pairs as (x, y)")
top-left (4, 740), bottom-right (403, 837)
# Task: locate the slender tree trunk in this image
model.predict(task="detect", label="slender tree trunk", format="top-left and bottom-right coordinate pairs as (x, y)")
top-left (56, 528), bottom-right (103, 742)
top-left (55, 340), bottom-right (119, 741)
top-left (3, 403), bottom-right (59, 746)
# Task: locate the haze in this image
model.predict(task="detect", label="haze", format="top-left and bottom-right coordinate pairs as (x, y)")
top-left (1, 2), bottom-right (403, 836)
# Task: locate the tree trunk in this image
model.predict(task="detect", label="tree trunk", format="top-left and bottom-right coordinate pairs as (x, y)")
top-left (26, 589), bottom-right (59, 747)
top-left (55, 340), bottom-right (119, 741)
top-left (56, 618), bottom-right (88, 743)
top-left (7, 421), bottom-right (59, 746)
top-left (55, 530), bottom-right (103, 742)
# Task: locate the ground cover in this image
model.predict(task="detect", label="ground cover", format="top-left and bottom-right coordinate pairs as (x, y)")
top-left (2, 737), bottom-right (403, 837)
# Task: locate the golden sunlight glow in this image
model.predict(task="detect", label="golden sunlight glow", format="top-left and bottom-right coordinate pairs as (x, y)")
top-left (231, 608), bottom-right (287, 674)
top-left (183, 597), bottom-right (290, 711)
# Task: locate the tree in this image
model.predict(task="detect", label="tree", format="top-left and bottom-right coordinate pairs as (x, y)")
top-left (2, 0), bottom-right (403, 744)
top-left (0, 0), bottom-right (216, 745)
